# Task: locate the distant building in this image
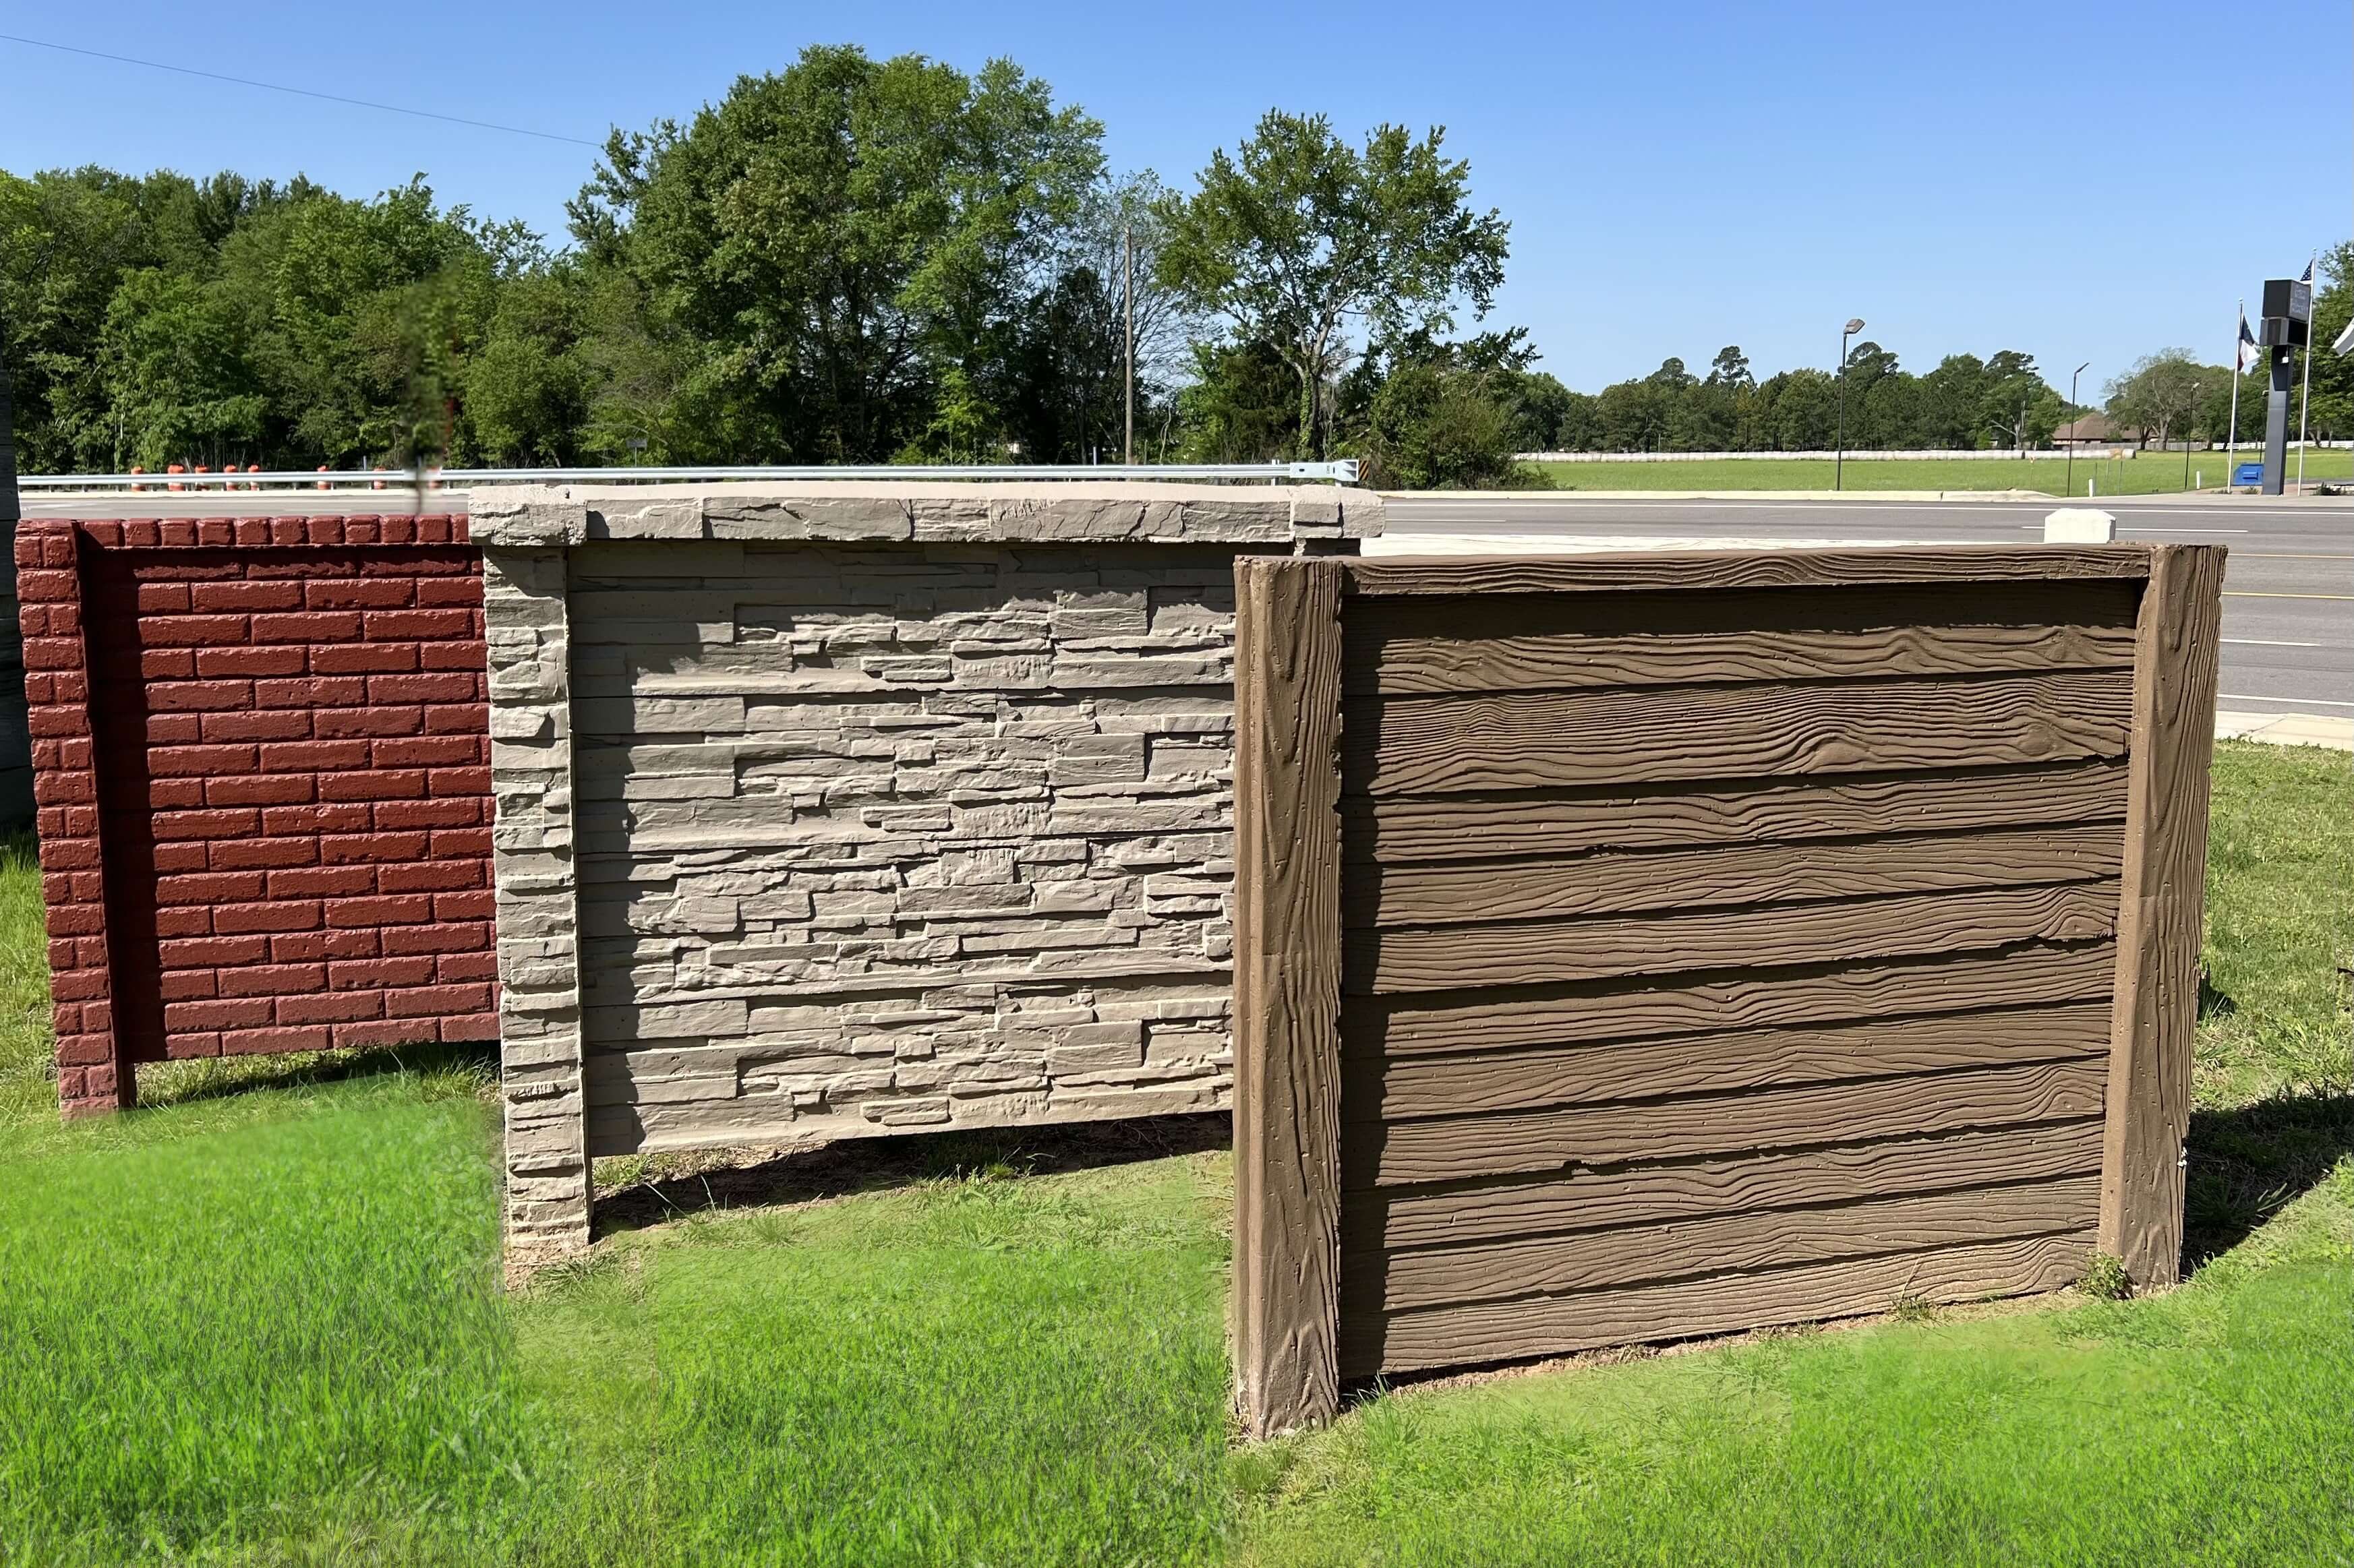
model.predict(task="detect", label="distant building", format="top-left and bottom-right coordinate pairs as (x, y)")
top-left (2051, 413), bottom-right (2120, 446)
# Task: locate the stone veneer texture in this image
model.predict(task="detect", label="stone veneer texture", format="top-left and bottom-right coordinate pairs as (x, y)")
top-left (471, 483), bottom-right (1380, 1254)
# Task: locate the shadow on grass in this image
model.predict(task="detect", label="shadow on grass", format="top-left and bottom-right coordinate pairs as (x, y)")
top-left (134, 1039), bottom-right (500, 1109)
top-left (594, 1110), bottom-right (1232, 1236)
top-left (2184, 1088), bottom-right (2354, 1272)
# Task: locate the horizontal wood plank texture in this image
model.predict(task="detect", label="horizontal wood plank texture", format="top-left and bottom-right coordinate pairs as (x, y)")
top-left (1351, 1001), bottom-right (2116, 1120)
top-left (1353, 1119), bottom-right (2108, 1253)
top-left (1355, 1174), bottom-right (2102, 1311)
top-left (1229, 557), bottom-right (1347, 1438)
top-left (1343, 1232), bottom-right (2096, 1377)
top-left (1346, 580), bottom-right (2139, 696)
top-left (1351, 1057), bottom-right (2110, 1186)
top-left (1345, 760), bottom-right (2129, 864)
top-left (1349, 670), bottom-right (2135, 795)
top-left (1342, 545), bottom-right (2153, 597)
top-left (1224, 544), bottom-right (2204, 1393)
top-left (1360, 940), bottom-right (2121, 1058)
top-left (1359, 822), bottom-right (2124, 928)
top-left (1351, 878), bottom-right (2121, 994)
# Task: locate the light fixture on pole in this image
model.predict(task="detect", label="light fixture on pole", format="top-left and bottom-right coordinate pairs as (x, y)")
top-left (1834, 319), bottom-right (1864, 491)
top-left (2064, 361), bottom-right (2090, 500)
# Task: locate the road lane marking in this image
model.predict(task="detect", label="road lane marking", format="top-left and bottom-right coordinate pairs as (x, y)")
top-left (2223, 639), bottom-right (2325, 647)
top-left (2219, 694), bottom-right (2354, 707)
top-left (2223, 591), bottom-right (2353, 599)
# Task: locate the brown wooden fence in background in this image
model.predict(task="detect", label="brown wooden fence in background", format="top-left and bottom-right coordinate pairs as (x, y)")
top-left (1230, 545), bottom-right (2223, 1437)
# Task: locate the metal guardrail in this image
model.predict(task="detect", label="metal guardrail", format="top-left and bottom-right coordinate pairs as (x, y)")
top-left (19, 461), bottom-right (1361, 489)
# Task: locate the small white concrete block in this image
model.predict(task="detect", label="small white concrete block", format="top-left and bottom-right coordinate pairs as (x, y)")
top-left (2042, 508), bottom-right (2116, 543)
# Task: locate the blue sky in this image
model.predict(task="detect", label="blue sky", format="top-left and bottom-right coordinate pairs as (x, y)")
top-left (4, 0), bottom-right (2346, 395)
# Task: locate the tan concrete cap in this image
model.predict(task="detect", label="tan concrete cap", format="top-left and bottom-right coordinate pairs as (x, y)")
top-left (466, 481), bottom-right (1384, 547)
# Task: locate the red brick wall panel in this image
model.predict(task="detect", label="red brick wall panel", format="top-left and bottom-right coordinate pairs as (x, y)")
top-left (21, 518), bottom-right (499, 1112)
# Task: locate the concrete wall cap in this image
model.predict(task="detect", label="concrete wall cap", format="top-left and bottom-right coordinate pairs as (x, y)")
top-left (467, 481), bottom-right (1383, 545)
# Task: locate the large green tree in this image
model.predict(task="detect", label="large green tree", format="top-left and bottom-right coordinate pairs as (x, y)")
top-left (2302, 239), bottom-right (2353, 440)
top-left (2, 166), bottom-right (551, 471)
top-left (1156, 112), bottom-right (1509, 458)
top-left (2105, 351), bottom-right (2212, 448)
top-left (0, 167), bottom-right (303, 469)
top-left (97, 268), bottom-right (266, 468)
top-left (570, 44), bottom-right (1104, 462)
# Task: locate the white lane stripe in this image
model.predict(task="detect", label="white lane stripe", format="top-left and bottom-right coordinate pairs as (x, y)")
top-left (2223, 639), bottom-right (2326, 647)
top-left (2219, 694), bottom-right (2354, 707)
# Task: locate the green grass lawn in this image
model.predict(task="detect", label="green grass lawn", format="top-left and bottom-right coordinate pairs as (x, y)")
top-left (0, 739), bottom-right (2347, 1565)
top-left (1525, 449), bottom-right (2354, 496)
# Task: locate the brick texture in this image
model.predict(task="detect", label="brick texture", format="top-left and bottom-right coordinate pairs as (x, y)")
top-left (19, 516), bottom-right (497, 1114)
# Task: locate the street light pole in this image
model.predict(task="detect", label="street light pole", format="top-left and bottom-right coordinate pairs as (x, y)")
top-left (1121, 225), bottom-right (1136, 466)
top-left (2064, 361), bottom-right (2090, 500)
top-left (1835, 318), bottom-right (1863, 491)
top-left (2184, 382), bottom-right (2200, 491)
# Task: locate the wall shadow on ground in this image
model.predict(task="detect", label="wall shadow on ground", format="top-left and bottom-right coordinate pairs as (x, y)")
top-left (593, 1110), bottom-right (1233, 1236)
top-left (2183, 1088), bottom-right (2354, 1273)
top-left (134, 1039), bottom-right (501, 1108)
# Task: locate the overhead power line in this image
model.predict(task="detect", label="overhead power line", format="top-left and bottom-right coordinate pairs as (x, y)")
top-left (0, 32), bottom-right (604, 147)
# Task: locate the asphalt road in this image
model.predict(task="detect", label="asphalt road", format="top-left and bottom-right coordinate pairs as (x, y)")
top-left (15, 487), bottom-right (2348, 712)
top-left (1382, 493), bottom-right (2351, 713)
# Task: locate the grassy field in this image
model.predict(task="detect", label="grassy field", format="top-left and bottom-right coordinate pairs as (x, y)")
top-left (1526, 449), bottom-right (2354, 496)
top-left (0, 739), bottom-right (2347, 1565)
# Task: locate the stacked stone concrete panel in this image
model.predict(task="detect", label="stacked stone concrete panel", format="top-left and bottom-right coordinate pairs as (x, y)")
top-left (471, 481), bottom-right (1380, 1252)
top-left (570, 536), bottom-right (1250, 1150)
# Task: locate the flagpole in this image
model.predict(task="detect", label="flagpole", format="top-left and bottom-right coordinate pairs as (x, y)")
top-left (2295, 251), bottom-right (2316, 493)
top-left (2227, 298), bottom-right (2243, 486)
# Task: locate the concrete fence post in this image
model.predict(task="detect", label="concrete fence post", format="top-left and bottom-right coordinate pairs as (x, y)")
top-left (483, 541), bottom-right (594, 1262)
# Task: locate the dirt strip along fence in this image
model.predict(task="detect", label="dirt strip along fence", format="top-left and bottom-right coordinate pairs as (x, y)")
top-left (19, 516), bottom-right (497, 1114)
top-left (1230, 544), bottom-right (2224, 1437)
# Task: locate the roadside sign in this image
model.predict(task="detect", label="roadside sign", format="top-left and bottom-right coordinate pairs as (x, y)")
top-left (2233, 462), bottom-right (2263, 485)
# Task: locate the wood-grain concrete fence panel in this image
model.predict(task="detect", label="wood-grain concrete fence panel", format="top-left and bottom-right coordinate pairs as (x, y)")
top-left (1230, 545), bottom-right (2223, 1436)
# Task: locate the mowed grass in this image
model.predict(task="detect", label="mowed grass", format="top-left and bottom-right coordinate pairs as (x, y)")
top-left (1527, 448), bottom-right (2354, 495)
top-left (1233, 1261), bottom-right (2354, 1567)
top-left (0, 820), bottom-right (1235, 1566)
top-left (521, 1151), bottom-right (1233, 1566)
top-left (0, 738), bottom-right (2346, 1564)
top-left (0, 839), bottom-right (537, 1562)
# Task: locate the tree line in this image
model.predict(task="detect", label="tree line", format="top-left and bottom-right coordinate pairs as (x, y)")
top-left (4, 45), bottom-right (2347, 488)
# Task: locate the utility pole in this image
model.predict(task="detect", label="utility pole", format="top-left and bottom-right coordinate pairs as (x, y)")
top-left (1835, 318), bottom-right (1862, 491)
top-left (2065, 361), bottom-right (2089, 500)
top-left (2184, 382), bottom-right (2199, 491)
top-left (1122, 226), bottom-right (1136, 466)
